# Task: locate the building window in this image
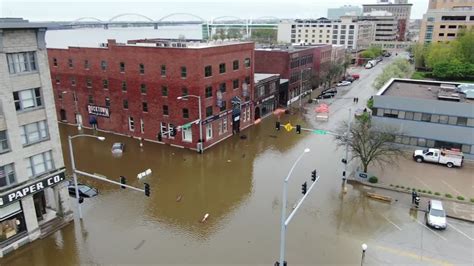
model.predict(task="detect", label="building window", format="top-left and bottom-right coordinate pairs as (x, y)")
top-left (439, 115), bottom-right (448, 124)
top-left (105, 97), bottom-right (110, 108)
top-left (160, 122), bottom-right (168, 138)
top-left (140, 84), bottom-right (147, 94)
top-left (128, 117), bottom-right (134, 131)
top-left (219, 83), bottom-right (226, 93)
top-left (161, 65), bottom-right (166, 76)
top-left (244, 58), bottom-right (251, 68)
top-left (182, 126), bottom-right (192, 142)
top-left (0, 163), bottom-right (16, 188)
top-left (162, 86), bottom-right (168, 96)
top-left (53, 57), bottom-right (58, 67)
top-left (55, 76), bottom-right (60, 85)
top-left (206, 123), bottom-right (213, 140)
top-left (122, 81), bottom-right (127, 92)
top-left (181, 66), bottom-right (187, 78)
top-left (68, 58), bottom-right (74, 68)
top-left (233, 79), bottom-right (239, 90)
top-left (7, 52), bottom-right (37, 74)
top-left (206, 106), bottom-right (213, 117)
top-left (220, 100), bottom-right (227, 112)
top-left (13, 88), bottom-right (42, 111)
top-left (182, 87), bottom-right (188, 97)
top-left (219, 63), bottom-right (226, 74)
top-left (431, 114), bottom-right (440, 123)
top-left (139, 63), bottom-right (145, 74)
top-left (205, 86), bottom-right (212, 98)
top-left (233, 60), bottom-right (239, 70)
top-left (163, 105), bottom-right (169, 116)
top-left (86, 78), bottom-right (92, 88)
top-left (421, 113), bottom-right (431, 122)
top-left (21, 120), bottom-right (49, 146)
top-left (0, 131), bottom-right (10, 154)
top-left (140, 119), bottom-right (145, 134)
top-left (204, 65), bottom-right (212, 77)
top-left (103, 79), bottom-right (109, 89)
top-left (461, 144), bottom-right (471, 154)
top-left (84, 60), bottom-right (90, 69)
top-left (88, 95), bottom-right (94, 104)
top-left (457, 117), bottom-right (467, 126)
top-left (71, 77), bottom-right (76, 86)
top-left (27, 151), bottom-right (54, 178)
top-left (101, 60), bottom-right (107, 70)
top-left (182, 108), bottom-right (189, 118)
top-left (123, 99), bottom-right (128, 109)
top-left (142, 102), bottom-right (148, 112)
top-left (218, 117), bottom-right (228, 135)
top-left (448, 116), bottom-right (457, 125)
top-left (120, 62), bottom-right (125, 73)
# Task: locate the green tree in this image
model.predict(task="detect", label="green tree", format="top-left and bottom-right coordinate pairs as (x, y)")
top-left (425, 43), bottom-right (454, 69)
top-left (373, 59), bottom-right (412, 90)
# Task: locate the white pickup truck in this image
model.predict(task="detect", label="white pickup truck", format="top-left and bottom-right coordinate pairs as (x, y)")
top-left (413, 148), bottom-right (464, 168)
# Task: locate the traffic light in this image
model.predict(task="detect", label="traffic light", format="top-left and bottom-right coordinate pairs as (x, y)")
top-left (144, 183), bottom-right (150, 197)
top-left (170, 127), bottom-right (177, 137)
top-left (296, 125), bottom-right (301, 134)
top-left (120, 176), bottom-right (126, 189)
top-left (78, 197), bottom-right (84, 204)
top-left (276, 121), bottom-right (280, 131)
top-left (311, 170), bottom-right (317, 181)
top-left (157, 132), bottom-right (162, 142)
top-left (341, 158), bottom-right (347, 164)
top-left (301, 182), bottom-right (307, 195)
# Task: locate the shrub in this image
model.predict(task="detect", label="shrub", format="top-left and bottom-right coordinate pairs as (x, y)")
top-left (417, 189), bottom-right (422, 192)
top-left (457, 196), bottom-right (465, 201)
top-left (422, 190), bottom-right (427, 193)
top-left (395, 185), bottom-right (400, 188)
top-left (428, 191), bottom-right (432, 194)
top-left (406, 187), bottom-right (410, 190)
top-left (389, 184), bottom-right (394, 187)
top-left (445, 193), bottom-right (453, 198)
top-left (470, 198), bottom-right (474, 203)
top-left (401, 186), bottom-right (405, 189)
top-left (368, 176), bottom-right (378, 184)
top-left (434, 192), bottom-right (441, 196)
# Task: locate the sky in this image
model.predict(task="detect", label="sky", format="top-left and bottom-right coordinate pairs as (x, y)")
top-left (1, 0), bottom-right (429, 21)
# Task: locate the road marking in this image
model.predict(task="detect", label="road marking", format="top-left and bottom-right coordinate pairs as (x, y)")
top-left (441, 180), bottom-right (463, 196)
top-left (414, 176), bottom-right (432, 190)
top-left (375, 244), bottom-right (455, 266)
top-left (413, 218), bottom-right (447, 241)
top-left (448, 223), bottom-right (474, 241)
top-left (380, 213), bottom-right (402, 231)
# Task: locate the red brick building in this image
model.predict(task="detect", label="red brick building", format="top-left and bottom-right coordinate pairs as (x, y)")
top-left (254, 44), bottom-right (332, 106)
top-left (48, 39), bottom-right (255, 151)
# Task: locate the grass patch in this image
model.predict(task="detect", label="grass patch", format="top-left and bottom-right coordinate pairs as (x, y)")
top-left (411, 71), bottom-right (431, 80)
top-left (445, 193), bottom-right (453, 198)
top-left (434, 192), bottom-right (441, 196)
top-left (457, 196), bottom-right (465, 201)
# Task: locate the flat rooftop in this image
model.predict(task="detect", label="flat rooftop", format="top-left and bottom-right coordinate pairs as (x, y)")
top-left (255, 73), bottom-right (279, 83)
top-left (115, 38), bottom-right (253, 49)
top-left (255, 43), bottom-right (329, 52)
top-left (380, 79), bottom-right (473, 104)
top-left (0, 18), bottom-right (49, 29)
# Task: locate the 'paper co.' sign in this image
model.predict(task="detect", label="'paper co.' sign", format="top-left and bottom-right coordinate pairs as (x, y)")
top-left (0, 172), bottom-right (66, 206)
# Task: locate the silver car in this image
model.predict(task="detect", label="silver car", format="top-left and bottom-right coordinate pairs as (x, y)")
top-left (426, 200), bottom-right (447, 230)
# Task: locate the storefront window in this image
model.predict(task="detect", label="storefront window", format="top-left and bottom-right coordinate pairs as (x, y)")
top-left (0, 202), bottom-right (26, 242)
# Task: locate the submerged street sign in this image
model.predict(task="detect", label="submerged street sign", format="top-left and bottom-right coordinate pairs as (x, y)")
top-left (284, 123), bottom-right (293, 132)
top-left (313, 130), bottom-right (327, 135)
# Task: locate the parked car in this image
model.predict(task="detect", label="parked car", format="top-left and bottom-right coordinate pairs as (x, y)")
top-left (316, 91), bottom-right (336, 99)
top-left (343, 76), bottom-right (355, 82)
top-left (351, 74), bottom-right (360, 80)
top-left (426, 200), bottom-right (447, 230)
top-left (111, 142), bottom-right (125, 154)
top-left (66, 180), bottom-right (98, 198)
top-left (375, 56), bottom-right (383, 63)
top-left (336, 81), bottom-right (351, 87)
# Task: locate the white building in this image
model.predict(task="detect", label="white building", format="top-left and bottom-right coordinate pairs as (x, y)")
top-left (277, 17), bottom-right (376, 51)
top-left (0, 18), bottom-right (72, 257)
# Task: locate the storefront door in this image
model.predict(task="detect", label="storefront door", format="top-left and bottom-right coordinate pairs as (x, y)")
top-left (33, 191), bottom-right (46, 221)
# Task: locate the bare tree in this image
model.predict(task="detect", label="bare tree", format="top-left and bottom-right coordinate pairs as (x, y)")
top-left (334, 119), bottom-right (404, 173)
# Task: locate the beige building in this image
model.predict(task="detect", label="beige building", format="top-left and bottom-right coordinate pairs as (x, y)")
top-left (0, 18), bottom-right (72, 257)
top-left (363, 1), bottom-right (412, 40)
top-left (419, 0), bottom-right (474, 44)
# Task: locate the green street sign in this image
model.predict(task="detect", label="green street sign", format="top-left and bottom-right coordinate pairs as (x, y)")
top-left (313, 130), bottom-right (327, 135)
top-left (182, 123), bottom-right (193, 129)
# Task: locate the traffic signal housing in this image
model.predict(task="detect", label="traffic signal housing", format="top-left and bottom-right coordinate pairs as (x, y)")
top-left (120, 176), bottom-right (126, 189)
top-left (144, 183), bottom-right (150, 197)
top-left (311, 170), bottom-right (317, 181)
top-left (276, 121), bottom-right (280, 131)
top-left (301, 182), bottom-right (307, 195)
top-left (170, 127), bottom-right (177, 137)
top-left (157, 132), bottom-right (162, 142)
top-left (296, 125), bottom-right (301, 134)
top-left (341, 158), bottom-right (347, 164)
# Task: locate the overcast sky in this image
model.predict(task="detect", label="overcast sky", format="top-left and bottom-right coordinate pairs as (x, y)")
top-left (1, 0), bottom-right (429, 21)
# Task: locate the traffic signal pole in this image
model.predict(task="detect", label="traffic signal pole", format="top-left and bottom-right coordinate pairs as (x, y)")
top-left (284, 175), bottom-right (320, 227)
top-left (74, 169), bottom-right (147, 193)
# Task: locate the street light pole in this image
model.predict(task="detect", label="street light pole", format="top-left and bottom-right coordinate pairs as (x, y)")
top-left (177, 95), bottom-right (203, 153)
top-left (361, 243), bottom-right (368, 266)
top-left (343, 108), bottom-right (351, 190)
top-left (279, 148), bottom-right (311, 265)
top-left (68, 134), bottom-right (105, 220)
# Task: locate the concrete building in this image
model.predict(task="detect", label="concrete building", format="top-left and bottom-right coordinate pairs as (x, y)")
top-left (277, 17), bottom-right (376, 50)
top-left (254, 44), bottom-right (332, 106)
top-left (418, 0), bottom-right (474, 44)
top-left (253, 74), bottom-right (280, 120)
top-left (0, 18), bottom-right (71, 257)
top-left (359, 11), bottom-right (399, 41)
top-left (363, 1), bottom-right (413, 40)
top-left (48, 39), bottom-right (255, 152)
top-left (372, 78), bottom-right (474, 159)
top-left (327, 5), bottom-right (362, 19)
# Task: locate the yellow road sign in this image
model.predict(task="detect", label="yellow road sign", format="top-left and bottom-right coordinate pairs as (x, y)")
top-left (284, 123), bottom-right (293, 132)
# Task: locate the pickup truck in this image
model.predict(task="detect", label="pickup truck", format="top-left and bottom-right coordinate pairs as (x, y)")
top-left (413, 148), bottom-right (464, 168)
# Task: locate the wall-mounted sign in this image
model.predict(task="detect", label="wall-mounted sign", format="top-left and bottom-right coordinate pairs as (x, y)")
top-left (87, 105), bottom-right (110, 117)
top-left (0, 172), bottom-right (66, 207)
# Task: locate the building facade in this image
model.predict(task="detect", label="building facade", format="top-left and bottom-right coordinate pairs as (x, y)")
top-left (0, 18), bottom-right (71, 257)
top-left (48, 39), bottom-right (255, 152)
top-left (253, 73), bottom-right (280, 120)
top-left (359, 11), bottom-right (399, 42)
top-left (418, 1), bottom-right (473, 44)
top-left (327, 5), bottom-right (362, 19)
top-left (372, 78), bottom-right (474, 159)
top-left (362, 2), bottom-right (413, 40)
top-left (277, 17), bottom-right (376, 50)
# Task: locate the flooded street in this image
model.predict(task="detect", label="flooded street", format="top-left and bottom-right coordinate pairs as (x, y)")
top-left (3, 54), bottom-right (472, 265)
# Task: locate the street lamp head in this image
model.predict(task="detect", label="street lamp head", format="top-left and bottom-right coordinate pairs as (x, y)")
top-left (177, 96), bottom-right (183, 100)
top-left (304, 148), bottom-right (310, 153)
top-left (97, 136), bottom-right (106, 141)
top-left (362, 243), bottom-right (368, 252)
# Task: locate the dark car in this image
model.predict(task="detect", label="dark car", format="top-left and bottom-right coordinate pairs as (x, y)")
top-left (66, 180), bottom-right (98, 198)
top-left (317, 91), bottom-right (337, 99)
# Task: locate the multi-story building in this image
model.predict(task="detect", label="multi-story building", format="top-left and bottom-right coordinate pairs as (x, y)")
top-left (277, 17), bottom-right (376, 50)
top-left (363, 1), bottom-right (413, 40)
top-left (0, 18), bottom-right (71, 257)
top-left (418, 0), bottom-right (473, 44)
top-left (372, 78), bottom-right (474, 159)
top-left (254, 44), bottom-right (332, 106)
top-left (327, 5), bottom-right (362, 19)
top-left (359, 11), bottom-right (399, 41)
top-left (253, 73), bottom-right (280, 120)
top-left (48, 39), bottom-right (255, 152)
